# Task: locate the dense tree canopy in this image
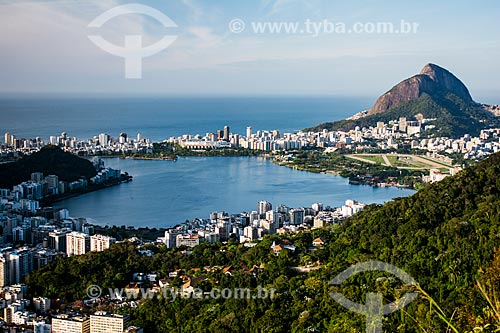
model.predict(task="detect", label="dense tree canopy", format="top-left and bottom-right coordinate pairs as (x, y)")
top-left (26, 152), bottom-right (500, 332)
top-left (0, 145), bottom-right (97, 188)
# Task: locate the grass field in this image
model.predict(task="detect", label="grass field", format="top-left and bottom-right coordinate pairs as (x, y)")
top-left (350, 154), bottom-right (386, 165)
top-left (346, 153), bottom-right (452, 171)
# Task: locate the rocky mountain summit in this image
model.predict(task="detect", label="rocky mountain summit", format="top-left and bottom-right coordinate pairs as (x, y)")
top-left (369, 63), bottom-right (474, 115)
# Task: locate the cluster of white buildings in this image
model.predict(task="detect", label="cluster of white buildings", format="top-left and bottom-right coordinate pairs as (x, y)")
top-left (65, 232), bottom-right (116, 257)
top-left (0, 304), bottom-right (141, 333)
top-left (410, 128), bottom-right (500, 160)
top-left (49, 312), bottom-right (141, 333)
top-left (1, 169), bottom-right (121, 214)
top-left (0, 168), bottom-right (119, 290)
top-left (89, 167), bottom-right (122, 185)
top-left (1, 284), bottom-right (36, 327)
top-left (0, 229), bottom-right (116, 287)
top-left (4, 117), bottom-right (500, 163)
top-left (1, 284), bottom-right (56, 330)
top-left (169, 125), bottom-right (304, 151)
top-left (166, 119), bottom-right (500, 163)
top-left (1, 131), bottom-right (153, 157)
top-left (1, 180), bottom-right (117, 287)
top-left (0, 205), bottom-right (120, 332)
top-left (158, 199), bottom-right (365, 247)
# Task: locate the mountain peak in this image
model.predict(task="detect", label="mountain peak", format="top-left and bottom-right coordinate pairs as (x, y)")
top-left (306, 64), bottom-right (497, 138)
top-left (420, 63), bottom-right (474, 102)
top-left (420, 63), bottom-right (444, 74)
top-left (369, 63), bottom-right (474, 115)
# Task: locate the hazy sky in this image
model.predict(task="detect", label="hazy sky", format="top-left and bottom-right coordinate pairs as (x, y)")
top-left (0, 0), bottom-right (498, 100)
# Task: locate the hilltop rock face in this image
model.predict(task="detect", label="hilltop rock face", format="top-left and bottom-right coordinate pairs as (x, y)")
top-left (306, 63), bottom-right (498, 138)
top-left (369, 63), bottom-right (474, 115)
top-left (420, 63), bottom-right (474, 102)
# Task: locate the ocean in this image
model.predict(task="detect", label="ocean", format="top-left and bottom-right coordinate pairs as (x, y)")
top-left (0, 96), bottom-right (373, 141)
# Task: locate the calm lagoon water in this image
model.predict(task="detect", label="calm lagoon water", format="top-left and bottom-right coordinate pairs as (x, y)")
top-left (54, 157), bottom-right (414, 228)
top-left (1, 96), bottom-right (414, 228)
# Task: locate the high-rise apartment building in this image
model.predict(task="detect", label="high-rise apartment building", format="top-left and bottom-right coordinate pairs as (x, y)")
top-left (265, 210), bottom-right (279, 224)
top-left (52, 315), bottom-right (90, 333)
top-left (49, 230), bottom-right (69, 253)
top-left (4, 132), bottom-right (14, 146)
top-left (66, 232), bottom-right (90, 256)
top-left (175, 234), bottom-right (200, 248)
top-left (289, 208), bottom-right (305, 225)
top-left (31, 172), bottom-right (44, 182)
top-left (0, 255), bottom-right (8, 288)
top-left (164, 229), bottom-right (182, 249)
top-left (45, 175), bottom-right (59, 193)
top-left (90, 234), bottom-right (116, 252)
top-left (258, 201), bottom-right (272, 216)
top-left (90, 312), bottom-right (130, 333)
top-left (0, 248), bottom-right (33, 287)
top-left (98, 133), bottom-right (110, 147)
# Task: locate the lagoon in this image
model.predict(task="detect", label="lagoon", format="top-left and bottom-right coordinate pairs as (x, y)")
top-left (54, 156), bottom-right (414, 228)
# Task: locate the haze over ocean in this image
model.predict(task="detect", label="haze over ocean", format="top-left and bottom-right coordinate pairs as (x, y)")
top-left (0, 96), bottom-right (373, 141)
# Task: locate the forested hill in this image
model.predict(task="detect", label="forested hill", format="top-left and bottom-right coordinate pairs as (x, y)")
top-left (340, 145), bottom-right (500, 269)
top-left (26, 152), bottom-right (500, 332)
top-left (308, 92), bottom-right (495, 137)
top-left (0, 145), bottom-right (97, 188)
top-left (331, 147), bottom-right (500, 307)
top-left (306, 64), bottom-right (498, 137)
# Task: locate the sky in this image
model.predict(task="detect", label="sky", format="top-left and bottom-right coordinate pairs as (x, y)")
top-left (0, 0), bottom-right (499, 101)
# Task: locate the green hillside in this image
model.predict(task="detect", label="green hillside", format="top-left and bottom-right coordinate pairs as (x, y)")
top-left (0, 145), bottom-right (97, 188)
top-left (307, 92), bottom-right (497, 137)
top-left (26, 152), bottom-right (500, 332)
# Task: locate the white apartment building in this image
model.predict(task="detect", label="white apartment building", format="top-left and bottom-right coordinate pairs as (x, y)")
top-left (90, 312), bottom-right (130, 333)
top-left (66, 232), bottom-right (90, 256)
top-left (51, 315), bottom-right (90, 333)
top-left (341, 200), bottom-right (366, 217)
top-left (176, 234), bottom-right (200, 248)
top-left (33, 296), bottom-right (51, 313)
top-left (90, 234), bottom-right (116, 252)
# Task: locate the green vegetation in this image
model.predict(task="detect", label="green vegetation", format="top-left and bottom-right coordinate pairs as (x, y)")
top-left (174, 144), bottom-right (262, 157)
top-left (25, 151), bottom-right (500, 332)
top-left (388, 155), bottom-right (410, 167)
top-left (275, 150), bottom-right (423, 188)
top-left (349, 153), bottom-right (450, 170)
top-left (121, 142), bottom-right (178, 160)
top-left (93, 225), bottom-right (167, 242)
top-left (350, 154), bottom-right (386, 165)
top-left (0, 145), bottom-right (97, 188)
top-left (306, 93), bottom-right (499, 138)
top-left (120, 142), bottom-right (262, 159)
